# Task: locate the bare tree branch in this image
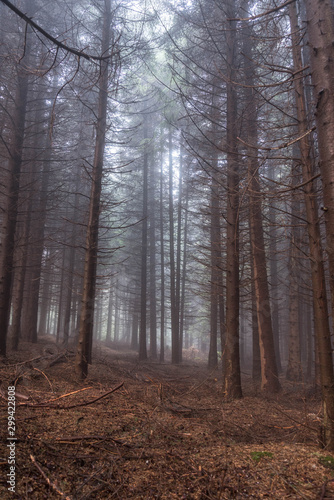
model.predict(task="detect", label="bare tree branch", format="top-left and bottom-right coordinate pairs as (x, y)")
top-left (229, 0), bottom-right (296, 22)
top-left (0, 0), bottom-right (111, 61)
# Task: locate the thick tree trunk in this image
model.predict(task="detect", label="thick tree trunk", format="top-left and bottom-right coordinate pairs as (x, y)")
top-left (75, 0), bottom-right (111, 379)
top-left (295, 0), bottom-right (334, 448)
top-left (0, 52), bottom-right (29, 356)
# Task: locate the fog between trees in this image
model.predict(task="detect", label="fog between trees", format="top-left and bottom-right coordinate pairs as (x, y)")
top-left (1, 0), bottom-right (334, 448)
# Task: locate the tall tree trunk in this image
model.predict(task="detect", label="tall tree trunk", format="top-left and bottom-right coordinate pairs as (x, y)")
top-left (106, 282), bottom-right (113, 343)
top-left (243, 0), bottom-right (281, 393)
top-left (208, 163), bottom-right (221, 369)
top-left (159, 142), bottom-right (165, 362)
top-left (0, 37), bottom-right (30, 356)
top-left (38, 251), bottom-right (52, 336)
top-left (176, 144), bottom-right (183, 361)
top-left (63, 171), bottom-right (81, 346)
top-left (286, 232), bottom-right (302, 381)
top-left (131, 293), bottom-right (139, 351)
top-left (268, 193), bottom-right (282, 373)
top-left (169, 126), bottom-right (180, 364)
top-left (56, 248), bottom-right (66, 343)
top-left (251, 264), bottom-right (261, 381)
top-left (114, 280), bottom-right (119, 343)
top-left (149, 142), bottom-right (157, 359)
top-left (24, 116), bottom-right (52, 344)
top-left (294, 0), bottom-right (334, 448)
top-left (139, 119), bottom-right (149, 361)
top-left (180, 181), bottom-right (189, 351)
top-left (223, 1), bottom-right (242, 398)
top-left (75, 0), bottom-right (111, 378)
top-left (11, 155), bottom-right (34, 350)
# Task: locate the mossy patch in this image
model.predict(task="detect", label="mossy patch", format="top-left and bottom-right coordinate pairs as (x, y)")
top-left (250, 451), bottom-right (273, 463)
top-left (318, 455), bottom-right (334, 469)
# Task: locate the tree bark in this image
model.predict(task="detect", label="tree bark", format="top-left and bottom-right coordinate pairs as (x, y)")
top-left (169, 126), bottom-right (180, 364)
top-left (295, 0), bottom-right (334, 448)
top-left (208, 160), bottom-right (221, 369)
top-left (159, 139), bottom-right (165, 362)
top-left (0, 39), bottom-right (30, 356)
top-left (75, 0), bottom-right (111, 379)
top-left (286, 232), bottom-right (302, 381)
top-left (139, 118), bottom-right (149, 361)
top-left (223, 1), bottom-right (242, 398)
top-left (243, 0), bottom-right (280, 392)
top-left (149, 139), bottom-right (157, 359)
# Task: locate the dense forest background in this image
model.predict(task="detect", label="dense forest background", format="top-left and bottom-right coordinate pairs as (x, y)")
top-left (1, 0), bottom-right (334, 448)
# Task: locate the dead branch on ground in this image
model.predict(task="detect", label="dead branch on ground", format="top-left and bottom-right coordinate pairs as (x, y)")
top-left (30, 454), bottom-right (72, 499)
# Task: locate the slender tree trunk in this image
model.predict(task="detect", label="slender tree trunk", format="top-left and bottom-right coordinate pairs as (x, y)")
top-left (243, 0), bottom-right (281, 393)
top-left (160, 142), bottom-right (165, 362)
top-left (180, 182), bottom-right (189, 351)
top-left (286, 232), bottom-right (302, 381)
top-left (75, 0), bottom-right (111, 378)
top-left (176, 144), bottom-right (183, 361)
top-left (38, 251), bottom-right (52, 336)
top-left (268, 196), bottom-right (282, 372)
top-left (248, 169), bottom-right (280, 392)
top-left (251, 265), bottom-right (261, 381)
top-left (208, 165), bottom-right (220, 369)
top-left (63, 173), bottom-right (81, 346)
top-left (223, 1), bottom-right (242, 398)
top-left (139, 119), bottom-right (149, 361)
top-left (24, 118), bottom-right (52, 344)
top-left (169, 126), bottom-right (180, 364)
top-left (106, 283), bottom-right (113, 343)
top-left (114, 281), bottom-right (119, 343)
top-left (131, 294), bottom-right (139, 351)
top-left (56, 249), bottom-right (66, 343)
top-left (149, 143), bottom-right (157, 359)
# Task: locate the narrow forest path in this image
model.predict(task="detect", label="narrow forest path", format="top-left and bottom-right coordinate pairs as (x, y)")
top-left (0, 338), bottom-right (333, 499)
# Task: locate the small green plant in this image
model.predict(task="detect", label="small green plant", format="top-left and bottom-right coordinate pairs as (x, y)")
top-left (250, 451), bottom-right (273, 463)
top-left (318, 455), bottom-right (334, 469)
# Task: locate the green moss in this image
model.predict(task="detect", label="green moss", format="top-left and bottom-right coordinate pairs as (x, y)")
top-left (318, 455), bottom-right (334, 469)
top-left (250, 451), bottom-right (273, 463)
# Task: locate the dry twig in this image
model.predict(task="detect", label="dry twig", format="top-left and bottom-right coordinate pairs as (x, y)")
top-left (30, 454), bottom-right (72, 499)
top-left (20, 382), bottom-right (124, 409)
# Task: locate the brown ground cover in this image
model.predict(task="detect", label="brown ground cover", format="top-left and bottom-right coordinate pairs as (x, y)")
top-left (1, 337), bottom-right (334, 499)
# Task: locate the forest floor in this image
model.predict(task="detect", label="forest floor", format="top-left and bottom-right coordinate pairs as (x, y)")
top-left (1, 337), bottom-right (334, 499)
